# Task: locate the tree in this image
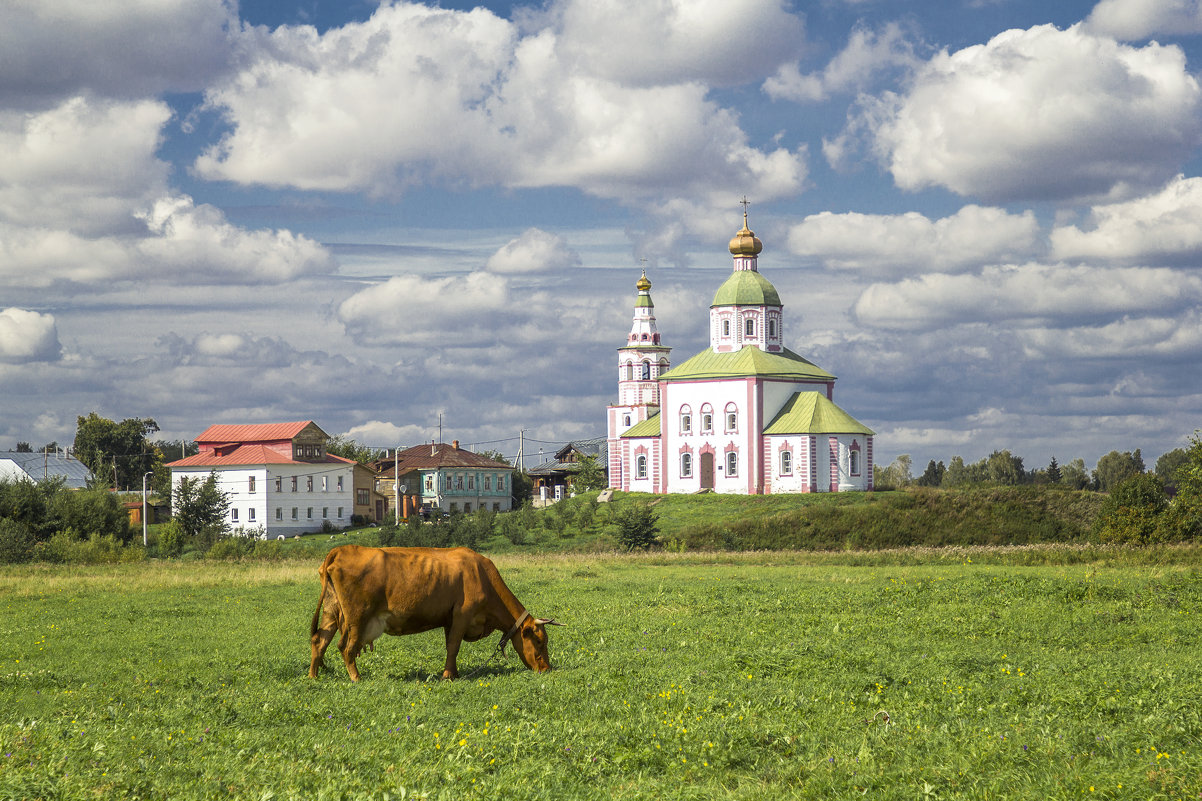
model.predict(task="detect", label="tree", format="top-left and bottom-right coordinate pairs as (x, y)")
top-left (326, 435), bottom-right (382, 465)
top-left (917, 460), bottom-right (945, 487)
top-left (172, 472), bottom-right (230, 547)
top-left (1046, 456), bottom-right (1062, 484)
top-left (1093, 472), bottom-right (1168, 544)
top-left (73, 413), bottom-right (161, 490)
top-left (942, 456), bottom-right (969, 488)
top-left (1093, 449), bottom-right (1145, 492)
top-left (572, 454), bottom-right (608, 492)
top-left (615, 503), bottom-right (659, 551)
top-left (1060, 458), bottom-right (1091, 490)
top-left (876, 455), bottom-right (913, 489)
top-left (986, 450), bottom-right (1024, 485)
top-left (14, 442), bottom-right (32, 453)
top-left (1155, 448), bottom-right (1189, 494)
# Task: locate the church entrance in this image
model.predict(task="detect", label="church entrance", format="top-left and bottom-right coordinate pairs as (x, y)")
top-left (700, 452), bottom-right (714, 489)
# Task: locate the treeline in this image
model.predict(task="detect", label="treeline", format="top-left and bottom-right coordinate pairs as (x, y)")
top-left (0, 477), bottom-right (136, 564)
top-left (878, 446), bottom-right (1187, 494)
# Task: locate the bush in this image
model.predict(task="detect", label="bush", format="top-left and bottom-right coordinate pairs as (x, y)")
top-left (158, 519), bottom-right (187, 557)
top-left (33, 530), bottom-right (144, 564)
top-left (615, 504), bottom-right (659, 551)
top-left (206, 534), bottom-right (256, 560)
top-left (1094, 473), bottom-right (1169, 545)
top-left (0, 517), bottom-right (36, 563)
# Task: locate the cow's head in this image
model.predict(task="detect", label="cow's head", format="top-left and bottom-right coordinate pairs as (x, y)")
top-left (507, 616), bottom-right (563, 673)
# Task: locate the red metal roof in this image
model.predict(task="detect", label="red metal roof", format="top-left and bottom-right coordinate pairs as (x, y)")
top-left (194, 421), bottom-right (323, 444)
top-left (166, 444), bottom-right (347, 468)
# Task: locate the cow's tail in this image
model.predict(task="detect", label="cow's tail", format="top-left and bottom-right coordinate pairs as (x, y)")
top-left (311, 552), bottom-right (337, 637)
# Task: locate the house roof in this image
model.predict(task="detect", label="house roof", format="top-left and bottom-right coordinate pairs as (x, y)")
top-left (167, 446), bottom-right (354, 469)
top-left (660, 345), bottom-right (835, 382)
top-left (194, 421), bottom-right (325, 444)
top-left (528, 438), bottom-right (609, 476)
top-left (374, 442), bottom-right (512, 473)
top-left (0, 451), bottom-right (93, 489)
top-left (621, 413), bottom-right (662, 438)
top-left (763, 392), bottom-right (874, 436)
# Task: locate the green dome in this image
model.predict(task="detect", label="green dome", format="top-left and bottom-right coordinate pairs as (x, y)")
top-left (711, 270), bottom-right (781, 307)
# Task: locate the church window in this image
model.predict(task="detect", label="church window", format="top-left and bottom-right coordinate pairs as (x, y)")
top-left (681, 453), bottom-right (693, 478)
top-left (850, 450), bottom-right (861, 476)
top-left (624, 415), bottom-right (631, 427)
top-left (722, 319), bottom-right (730, 337)
top-left (641, 361), bottom-right (651, 380)
top-left (726, 451), bottom-right (738, 476)
top-left (745, 318), bottom-right (755, 337)
top-left (680, 406), bottom-right (692, 433)
top-left (769, 319), bottom-right (777, 338)
top-left (701, 405), bottom-right (713, 433)
top-left (725, 404), bottom-right (738, 432)
top-left (636, 455), bottom-right (648, 479)
top-left (624, 362), bottom-right (633, 380)
top-left (781, 450), bottom-right (793, 475)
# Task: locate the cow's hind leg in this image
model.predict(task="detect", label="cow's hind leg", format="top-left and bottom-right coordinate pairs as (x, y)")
top-left (309, 624), bottom-right (336, 678)
top-left (340, 628), bottom-right (366, 682)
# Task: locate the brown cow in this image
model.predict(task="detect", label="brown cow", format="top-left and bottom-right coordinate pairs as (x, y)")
top-left (309, 545), bottom-right (561, 681)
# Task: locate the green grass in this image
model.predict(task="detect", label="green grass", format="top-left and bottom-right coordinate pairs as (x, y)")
top-left (2, 552), bottom-right (1200, 799)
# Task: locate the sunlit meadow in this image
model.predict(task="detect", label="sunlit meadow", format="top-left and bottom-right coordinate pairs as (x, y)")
top-left (1, 551), bottom-right (1199, 799)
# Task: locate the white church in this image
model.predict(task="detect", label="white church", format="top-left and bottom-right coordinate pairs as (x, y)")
top-left (606, 212), bottom-right (874, 494)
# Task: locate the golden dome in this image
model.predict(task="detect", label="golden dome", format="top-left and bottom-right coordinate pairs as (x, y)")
top-left (636, 270), bottom-right (651, 291)
top-left (728, 211), bottom-right (763, 256)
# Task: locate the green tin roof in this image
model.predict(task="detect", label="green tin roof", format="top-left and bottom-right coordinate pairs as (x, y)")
top-left (763, 392), bottom-right (874, 436)
top-left (621, 413), bottom-right (662, 438)
top-left (635, 295), bottom-right (653, 308)
top-left (711, 270), bottom-right (781, 307)
top-left (660, 346), bottom-right (835, 382)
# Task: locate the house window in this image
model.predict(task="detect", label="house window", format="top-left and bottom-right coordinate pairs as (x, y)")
top-left (725, 404), bottom-right (738, 432)
top-left (231, 508), bottom-right (239, 523)
top-left (850, 450), bottom-right (861, 476)
top-left (357, 489), bottom-right (369, 506)
top-left (275, 477), bottom-right (282, 492)
top-left (727, 451), bottom-right (738, 476)
top-left (276, 508), bottom-right (282, 520)
top-left (306, 476), bottom-right (313, 492)
top-left (722, 319), bottom-right (730, 336)
top-left (337, 507), bottom-right (344, 518)
top-left (636, 455), bottom-right (648, 479)
top-left (248, 476), bottom-right (256, 493)
top-left (468, 475), bottom-right (475, 490)
top-left (426, 476), bottom-right (434, 491)
top-left (745, 318), bottom-right (755, 337)
top-left (291, 476), bottom-right (298, 492)
top-left (336, 476), bottom-right (343, 492)
top-left (485, 476), bottom-right (492, 490)
top-left (307, 507), bottom-right (313, 520)
top-left (464, 503), bottom-right (471, 513)
top-left (493, 503), bottom-right (500, 512)
top-left (450, 503), bottom-right (459, 513)
top-left (681, 453), bottom-right (693, 478)
top-left (322, 507), bottom-right (328, 519)
top-left (781, 451), bottom-right (793, 475)
top-left (322, 476), bottom-right (328, 492)
top-left (498, 476), bottom-right (505, 491)
top-left (291, 507), bottom-right (298, 520)
top-left (249, 508), bottom-right (256, 522)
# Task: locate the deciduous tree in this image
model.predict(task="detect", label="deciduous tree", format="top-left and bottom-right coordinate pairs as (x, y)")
top-left (1092, 449), bottom-right (1145, 492)
top-left (73, 413), bottom-right (161, 490)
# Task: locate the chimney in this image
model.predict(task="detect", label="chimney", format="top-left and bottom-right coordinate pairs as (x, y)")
top-left (452, 440), bottom-right (459, 450)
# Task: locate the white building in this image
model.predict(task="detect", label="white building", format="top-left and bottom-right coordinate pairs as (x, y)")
top-left (607, 213), bottom-right (874, 495)
top-left (167, 421), bottom-right (355, 538)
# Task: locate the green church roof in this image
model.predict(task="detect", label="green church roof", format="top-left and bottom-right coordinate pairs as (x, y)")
top-left (621, 413), bottom-right (662, 438)
top-left (660, 346), bottom-right (835, 382)
top-left (763, 392), bottom-right (874, 436)
top-left (711, 270), bottom-right (781, 307)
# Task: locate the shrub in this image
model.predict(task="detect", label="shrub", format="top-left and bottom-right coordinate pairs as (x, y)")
top-left (206, 535), bottom-right (256, 560)
top-left (0, 517), bottom-right (36, 563)
top-left (158, 519), bottom-right (187, 557)
top-left (615, 504), bottom-right (659, 551)
top-left (33, 530), bottom-right (143, 564)
top-left (1094, 473), bottom-right (1169, 545)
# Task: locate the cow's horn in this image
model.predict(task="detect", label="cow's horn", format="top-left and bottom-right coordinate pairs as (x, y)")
top-left (535, 617), bottom-right (566, 626)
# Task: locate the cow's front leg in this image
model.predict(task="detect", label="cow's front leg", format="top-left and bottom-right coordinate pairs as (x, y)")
top-left (442, 623), bottom-right (464, 680)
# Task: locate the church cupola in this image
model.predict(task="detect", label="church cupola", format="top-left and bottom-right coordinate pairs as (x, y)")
top-left (711, 207), bottom-right (784, 354)
top-left (616, 269), bottom-right (671, 406)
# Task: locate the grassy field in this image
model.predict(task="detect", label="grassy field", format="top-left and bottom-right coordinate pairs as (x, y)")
top-left (2, 550), bottom-right (1200, 800)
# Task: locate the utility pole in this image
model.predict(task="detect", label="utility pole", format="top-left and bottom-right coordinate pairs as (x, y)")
top-left (514, 429), bottom-right (526, 470)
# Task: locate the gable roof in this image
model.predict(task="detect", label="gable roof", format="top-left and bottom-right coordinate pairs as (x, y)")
top-left (660, 345), bottom-right (835, 382)
top-left (375, 442), bottom-right (513, 472)
top-left (763, 392), bottom-right (874, 436)
top-left (621, 413), bottom-right (662, 438)
top-left (529, 438), bottom-right (609, 476)
top-left (0, 451), bottom-right (93, 489)
top-left (167, 445), bottom-right (354, 469)
top-left (194, 421), bottom-right (325, 444)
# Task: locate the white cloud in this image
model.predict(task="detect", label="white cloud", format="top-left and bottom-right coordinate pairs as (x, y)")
top-left (486, 228), bottom-right (581, 274)
top-left (194, 2), bottom-right (807, 204)
top-left (1050, 175), bottom-right (1202, 265)
top-left (764, 21), bottom-right (918, 103)
top-left (341, 420), bottom-right (431, 447)
top-left (787, 205), bottom-right (1041, 275)
top-left (545, 0), bottom-right (806, 87)
top-left (0, 308), bottom-right (61, 363)
top-left (1020, 309), bottom-right (1202, 359)
top-left (1084, 0), bottom-right (1202, 40)
top-left (0, 0), bottom-right (237, 107)
top-left (853, 263), bottom-right (1202, 331)
top-left (842, 24), bottom-right (1202, 202)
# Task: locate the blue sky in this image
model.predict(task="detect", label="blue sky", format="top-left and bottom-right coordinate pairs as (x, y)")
top-left (3, 0), bottom-right (1202, 475)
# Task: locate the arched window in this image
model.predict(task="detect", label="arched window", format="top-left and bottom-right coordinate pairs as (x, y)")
top-left (850, 450), bottom-right (860, 476)
top-left (701, 404), bottom-right (713, 432)
top-left (636, 455), bottom-right (648, 479)
top-left (768, 319), bottom-right (777, 339)
top-left (725, 403), bottom-right (738, 432)
top-left (624, 362), bottom-right (634, 380)
top-left (641, 361), bottom-right (651, 380)
top-left (745, 318), bottom-right (756, 337)
top-left (624, 414), bottom-right (631, 427)
top-left (781, 450), bottom-right (792, 475)
top-left (680, 453), bottom-right (693, 478)
top-left (679, 405), bottom-right (692, 434)
top-left (726, 451), bottom-right (738, 476)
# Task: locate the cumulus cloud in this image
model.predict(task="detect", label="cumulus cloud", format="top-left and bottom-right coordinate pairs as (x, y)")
top-left (787, 205), bottom-right (1041, 275)
top-left (853, 263), bottom-right (1202, 331)
top-left (486, 228), bottom-right (581, 274)
top-left (1020, 309), bottom-right (1202, 360)
top-left (338, 272), bottom-right (515, 347)
top-left (837, 24), bottom-right (1202, 203)
top-left (1051, 175), bottom-right (1202, 265)
top-left (194, 2), bottom-right (806, 204)
top-left (341, 420), bottom-right (432, 447)
top-left (0, 308), bottom-right (62, 363)
top-left (545, 0), bottom-right (806, 87)
top-left (764, 21), bottom-right (919, 103)
top-left (1084, 0), bottom-right (1202, 40)
top-left (0, 0), bottom-right (237, 107)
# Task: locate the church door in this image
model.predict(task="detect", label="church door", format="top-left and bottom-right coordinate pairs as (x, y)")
top-left (700, 452), bottom-right (714, 489)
